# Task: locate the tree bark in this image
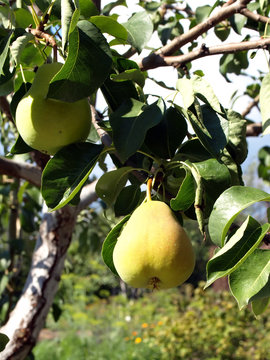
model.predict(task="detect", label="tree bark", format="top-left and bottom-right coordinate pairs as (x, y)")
top-left (0, 206), bottom-right (77, 359)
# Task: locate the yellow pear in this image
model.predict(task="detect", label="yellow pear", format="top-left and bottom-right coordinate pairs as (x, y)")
top-left (113, 186), bottom-right (195, 290)
top-left (15, 62), bottom-right (91, 155)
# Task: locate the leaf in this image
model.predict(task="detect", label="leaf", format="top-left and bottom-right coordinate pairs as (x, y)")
top-left (186, 104), bottom-right (229, 158)
top-left (47, 20), bottom-right (112, 102)
top-left (258, 146), bottom-right (270, 183)
top-left (206, 216), bottom-right (270, 287)
top-left (114, 184), bottom-right (141, 216)
top-left (229, 249), bottom-right (270, 309)
top-left (10, 32), bottom-right (34, 65)
top-left (192, 75), bottom-right (222, 113)
top-left (0, 333), bottom-right (9, 352)
top-left (252, 297), bottom-right (270, 316)
top-left (170, 169), bottom-right (195, 212)
top-left (111, 69), bottom-right (145, 88)
top-left (192, 158), bottom-right (231, 217)
top-left (90, 15), bottom-right (128, 40)
top-left (229, 14), bottom-right (246, 35)
top-left (61, 0), bottom-right (80, 51)
top-left (41, 143), bottom-right (104, 210)
top-left (110, 98), bottom-right (165, 162)
top-left (10, 135), bottom-right (33, 155)
top-left (95, 167), bottom-right (134, 207)
top-left (144, 106), bottom-right (187, 159)
top-left (195, 5), bottom-right (211, 23)
top-left (226, 109), bottom-right (247, 164)
top-left (176, 78), bottom-right (194, 109)
top-left (102, 214), bottom-right (130, 275)
top-left (208, 186), bottom-right (270, 247)
top-left (260, 72), bottom-right (270, 134)
top-left (0, 32), bottom-right (12, 75)
top-left (102, 0), bottom-right (127, 16)
top-left (123, 11), bottom-right (153, 53)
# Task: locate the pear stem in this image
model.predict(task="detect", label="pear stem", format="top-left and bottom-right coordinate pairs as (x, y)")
top-left (146, 178), bottom-right (153, 202)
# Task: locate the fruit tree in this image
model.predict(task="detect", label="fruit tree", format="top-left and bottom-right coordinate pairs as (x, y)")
top-left (1, 0), bottom-right (270, 357)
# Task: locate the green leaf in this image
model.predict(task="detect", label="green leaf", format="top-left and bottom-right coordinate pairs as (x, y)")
top-left (42, 143), bottom-right (104, 210)
top-left (192, 75), bottom-right (222, 113)
top-left (95, 167), bottom-right (134, 207)
top-left (114, 184), bottom-right (141, 216)
top-left (226, 109), bottom-right (247, 164)
top-left (176, 78), bottom-right (194, 109)
top-left (111, 69), bottom-right (145, 88)
top-left (123, 11), bottom-right (153, 53)
top-left (79, 0), bottom-right (99, 18)
top-left (170, 169), bottom-right (195, 211)
top-left (47, 20), bottom-right (112, 102)
top-left (252, 297), bottom-right (270, 316)
top-left (229, 249), bottom-right (270, 309)
top-left (0, 32), bottom-right (12, 75)
top-left (144, 106), bottom-right (187, 159)
top-left (258, 146), bottom-right (270, 183)
top-left (176, 138), bottom-right (211, 162)
top-left (206, 216), bottom-right (270, 287)
top-left (10, 135), bottom-right (33, 155)
top-left (187, 104), bottom-right (229, 158)
top-left (193, 158), bottom-right (231, 217)
top-left (229, 13), bottom-right (246, 35)
top-left (90, 15), bottom-right (128, 40)
top-left (102, 0), bottom-right (127, 16)
top-left (102, 214), bottom-right (130, 275)
top-left (61, 0), bottom-right (80, 51)
top-left (208, 186), bottom-right (270, 247)
top-left (195, 5), bottom-right (211, 23)
top-left (10, 32), bottom-right (34, 65)
top-left (110, 98), bottom-right (165, 162)
top-left (260, 72), bottom-right (270, 134)
top-left (0, 333), bottom-right (9, 352)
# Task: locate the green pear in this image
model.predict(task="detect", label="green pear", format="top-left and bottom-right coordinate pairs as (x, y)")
top-left (15, 62), bottom-right (91, 155)
top-left (113, 197), bottom-right (195, 290)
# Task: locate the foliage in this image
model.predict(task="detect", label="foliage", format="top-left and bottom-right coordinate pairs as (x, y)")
top-left (34, 284), bottom-right (270, 360)
top-left (1, 2), bottom-right (270, 349)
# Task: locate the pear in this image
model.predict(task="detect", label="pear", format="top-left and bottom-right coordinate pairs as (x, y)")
top-left (113, 197), bottom-right (195, 290)
top-left (15, 62), bottom-right (91, 155)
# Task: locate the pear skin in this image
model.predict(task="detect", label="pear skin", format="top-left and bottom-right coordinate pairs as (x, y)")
top-left (113, 200), bottom-right (195, 289)
top-left (15, 62), bottom-right (91, 155)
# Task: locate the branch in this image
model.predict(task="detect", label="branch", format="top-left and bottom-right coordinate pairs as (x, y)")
top-left (139, 37), bottom-right (270, 70)
top-left (240, 7), bottom-right (270, 24)
top-left (246, 122), bottom-right (262, 136)
top-left (0, 157), bottom-right (41, 188)
top-left (241, 94), bottom-right (260, 118)
top-left (156, 0), bottom-right (252, 56)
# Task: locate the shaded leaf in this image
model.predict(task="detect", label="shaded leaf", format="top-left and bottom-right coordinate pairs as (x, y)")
top-left (102, 215), bottom-right (130, 275)
top-left (170, 169), bottom-right (195, 211)
top-left (110, 98), bottom-right (165, 162)
top-left (144, 106), bottom-right (187, 159)
top-left (47, 20), bottom-right (112, 102)
top-left (95, 167), bottom-right (134, 207)
top-left (0, 333), bottom-right (9, 352)
top-left (42, 143), bottom-right (104, 210)
top-left (114, 184), bottom-right (141, 216)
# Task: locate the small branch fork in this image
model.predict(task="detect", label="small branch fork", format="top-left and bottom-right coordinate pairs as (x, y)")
top-left (137, 0), bottom-right (270, 71)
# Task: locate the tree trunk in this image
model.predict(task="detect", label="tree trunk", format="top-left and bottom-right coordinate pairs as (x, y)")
top-left (0, 206), bottom-right (77, 359)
